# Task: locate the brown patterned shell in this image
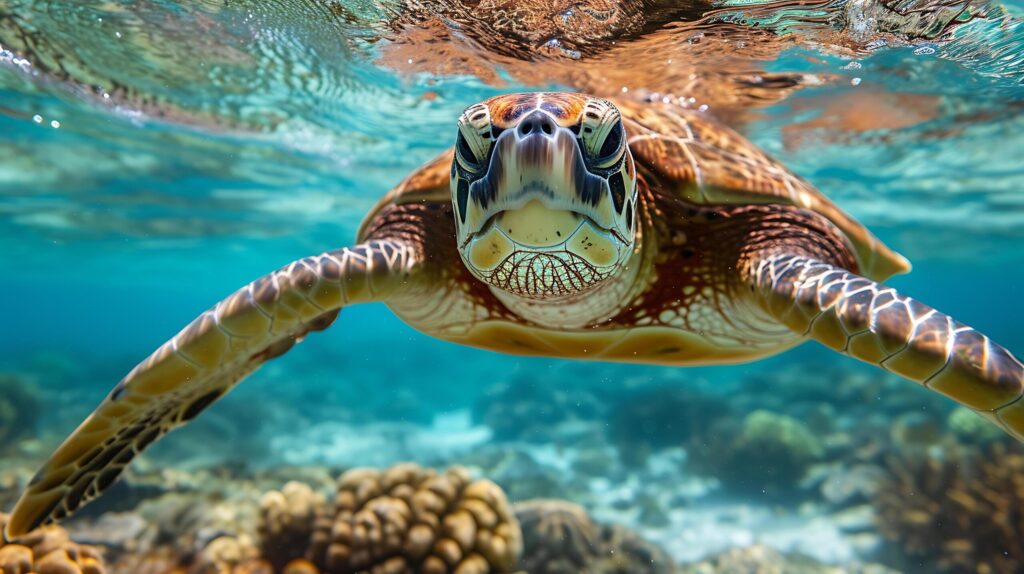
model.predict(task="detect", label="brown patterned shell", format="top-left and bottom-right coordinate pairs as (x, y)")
top-left (361, 95), bottom-right (909, 282)
top-left (616, 98), bottom-right (910, 281)
top-left (486, 92), bottom-right (591, 127)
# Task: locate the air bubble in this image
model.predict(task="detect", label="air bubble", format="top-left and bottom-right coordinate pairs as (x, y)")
top-left (914, 46), bottom-right (936, 55)
top-left (50, 120), bottom-right (60, 128)
top-left (851, 77), bottom-right (862, 86)
top-left (32, 115), bottom-right (42, 123)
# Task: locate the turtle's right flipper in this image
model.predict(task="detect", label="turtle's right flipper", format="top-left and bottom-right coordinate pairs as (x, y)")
top-left (748, 252), bottom-right (1024, 440)
top-left (4, 240), bottom-right (418, 540)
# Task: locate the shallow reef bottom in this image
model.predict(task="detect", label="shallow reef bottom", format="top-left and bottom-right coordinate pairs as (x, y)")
top-left (0, 462), bottom-right (899, 574)
top-left (2, 363), bottom-right (1024, 573)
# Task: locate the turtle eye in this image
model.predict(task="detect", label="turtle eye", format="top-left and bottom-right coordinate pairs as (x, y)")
top-left (593, 120), bottom-right (624, 168)
top-left (456, 102), bottom-right (493, 173)
top-left (579, 98), bottom-right (626, 170)
top-left (455, 130), bottom-right (483, 172)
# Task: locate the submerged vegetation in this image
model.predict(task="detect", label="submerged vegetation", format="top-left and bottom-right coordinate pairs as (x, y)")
top-left (515, 499), bottom-right (678, 574)
top-left (608, 387), bottom-right (730, 465)
top-left (2, 352), bottom-right (1023, 572)
top-left (874, 443), bottom-right (1024, 573)
top-left (690, 410), bottom-right (824, 498)
top-left (0, 374), bottom-right (39, 448)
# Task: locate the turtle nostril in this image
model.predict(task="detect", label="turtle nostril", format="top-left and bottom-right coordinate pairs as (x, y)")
top-left (518, 111), bottom-right (557, 138)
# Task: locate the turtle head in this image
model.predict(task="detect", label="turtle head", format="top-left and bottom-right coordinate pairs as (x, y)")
top-left (450, 92), bottom-right (638, 300)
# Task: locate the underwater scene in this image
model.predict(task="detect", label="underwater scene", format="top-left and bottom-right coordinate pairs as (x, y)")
top-left (2, 0), bottom-right (1024, 572)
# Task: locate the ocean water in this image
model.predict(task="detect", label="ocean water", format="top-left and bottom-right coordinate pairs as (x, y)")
top-left (2, 1), bottom-right (1024, 572)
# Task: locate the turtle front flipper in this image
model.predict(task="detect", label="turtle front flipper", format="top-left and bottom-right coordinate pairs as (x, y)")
top-left (747, 253), bottom-right (1024, 440)
top-left (4, 240), bottom-right (419, 540)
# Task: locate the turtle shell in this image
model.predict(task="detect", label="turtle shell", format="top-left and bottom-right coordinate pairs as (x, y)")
top-left (361, 95), bottom-right (909, 282)
top-left (617, 98), bottom-right (910, 281)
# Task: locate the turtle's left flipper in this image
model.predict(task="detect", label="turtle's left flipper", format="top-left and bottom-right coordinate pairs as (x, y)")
top-left (4, 239), bottom-right (419, 540)
top-left (747, 253), bottom-right (1024, 440)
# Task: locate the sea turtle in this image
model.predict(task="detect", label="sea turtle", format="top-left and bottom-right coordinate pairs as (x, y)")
top-left (5, 92), bottom-right (1023, 540)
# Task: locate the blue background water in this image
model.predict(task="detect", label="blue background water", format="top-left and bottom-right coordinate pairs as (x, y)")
top-left (1, 0), bottom-right (1024, 567)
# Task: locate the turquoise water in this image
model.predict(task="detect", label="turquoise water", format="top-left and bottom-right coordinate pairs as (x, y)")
top-left (2, 0), bottom-right (1024, 571)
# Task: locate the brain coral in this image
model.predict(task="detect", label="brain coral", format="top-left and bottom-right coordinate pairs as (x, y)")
top-left (306, 463), bottom-right (522, 574)
top-left (513, 499), bottom-right (678, 574)
top-left (0, 513), bottom-right (106, 574)
top-left (258, 481), bottom-right (327, 570)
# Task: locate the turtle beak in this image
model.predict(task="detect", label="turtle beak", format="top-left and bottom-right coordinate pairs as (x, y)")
top-left (452, 109), bottom-right (635, 299)
top-left (457, 110), bottom-right (622, 248)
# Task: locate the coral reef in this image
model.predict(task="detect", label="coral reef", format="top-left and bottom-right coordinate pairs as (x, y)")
top-left (679, 544), bottom-right (898, 573)
top-left (874, 442), bottom-right (1024, 573)
top-left (192, 534), bottom-right (263, 574)
top-left (473, 376), bottom-right (604, 443)
top-left (947, 407), bottom-right (1006, 445)
top-left (513, 499), bottom-right (677, 574)
top-left (608, 386), bottom-right (730, 464)
top-left (307, 463), bottom-right (522, 573)
top-left (62, 463), bottom-right (526, 574)
top-left (83, 485), bottom-right (265, 574)
top-left (689, 410), bottom-right (823, 498)
top-left (462, 447), bottom-right (570, 502)
top-left (0, 373), bottom-right (40, 447)
top-left (0, 513), bottom-right (107, 574)
top-left (258, 481), bottom-right (326, 570)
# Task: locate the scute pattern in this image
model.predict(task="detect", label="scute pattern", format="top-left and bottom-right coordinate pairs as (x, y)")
top-left (619, 99), bottom-right (909, 281)
top-left (5, 240), bottom-right (420, 540)
top-left (487, 93), bottom-right (589, 127)
top-left (604, 198), bottom-right (854, 351)
top-left (481, 250), bottom-right (615, 299)
top-left (751, 253), bottom-right (1024, 439)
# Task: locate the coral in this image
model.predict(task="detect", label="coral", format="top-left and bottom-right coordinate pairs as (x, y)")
top-left (192, 535), bottom-right (262, 574)
top-left (92, 488), bottom-right (263, 574)
top-left (679, 544), bottom-right (898, 573)
top-left (888, 412), bottom-right (944, 449)
top-left (282, 559), bottom-right (320, 574)
top-left (947, 406), bottom-right (1005, 445)
top-left (874, 442), bottom-right (1024, 573)
top-left (257, 481), bottom-right (327, 570)
top-left (0, 513), bottom-right (107, 574)
top-left (1, 468), bottom-right (28, 513)
top-left (608, 386), bottom-right (730, 463)
top-left (689, 410), bottom-right (823, 498)
top-left (473, 375), bottom-right (604, 443)
top-left (819, 464), bottom-right (886, 506)
top-left (466, 447), bottom-right (570, 502)
top-left (513, 499), bottom-right (677, 574)
top-left (0, 374), bottom-right (40, 446)
top-left (307, 463), bottom-right (522, 573)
